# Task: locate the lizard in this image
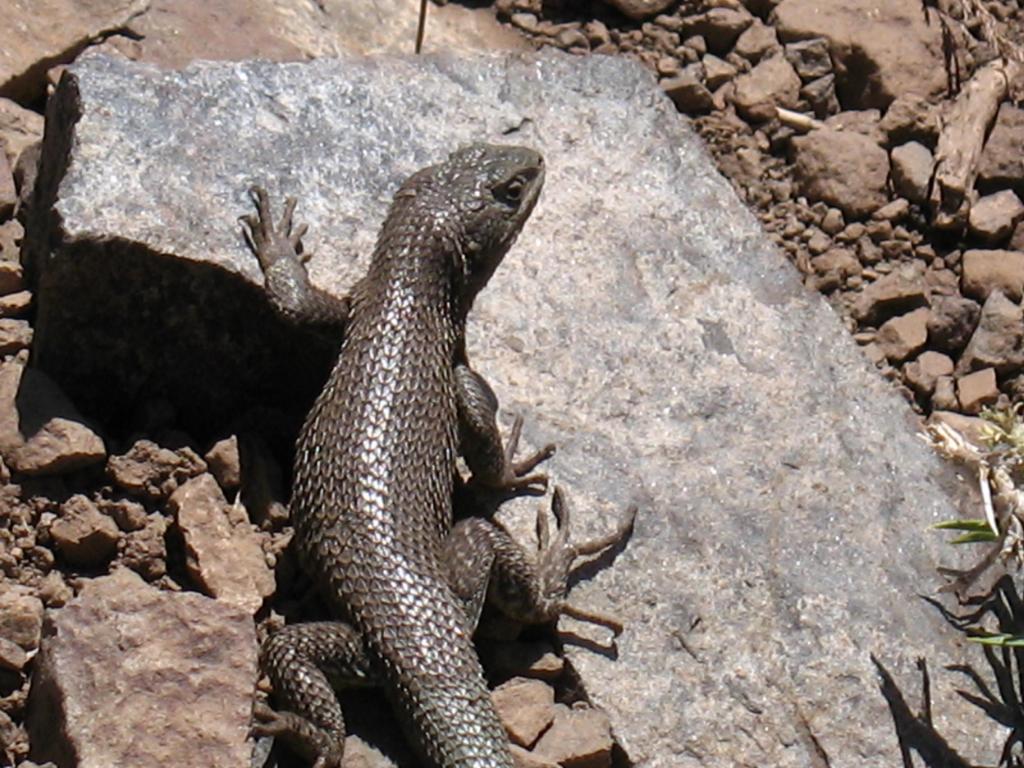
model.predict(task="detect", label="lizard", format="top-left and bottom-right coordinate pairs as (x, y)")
top-left (241, 143), bottom-right (636, 768)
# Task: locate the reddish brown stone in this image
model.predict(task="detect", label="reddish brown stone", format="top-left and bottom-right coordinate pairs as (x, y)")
top-left (169, 474), bottom-right (274, 614)
top-left (9, 416), bottom-right (106, 476)
top-left (204, 435), bottom-right (241, 491)
top-left (493, 677), bottom-right (556, 748)
top-left (876, 307), bottom-right (929, 362)
top-left (957, 368), bottom-right (999, 414)
top-left (903, 351), bottom-right (954, 397)
top-left (51, 495), bottom-right (120, 567)
top-left (733, 54), bottom-right (800, 122)
top-left (0, 290), bottom-right (31, 317)
top-left (0, 587), bottom-right (43, 651)
top-left (533, 704), bottom-right (613, 768)
top-left (0, 318), bottom-right (31, 354)
top-left (961, 249), bottom-right (1024, 302)
top-left (793, 129), bottom-right (890, 220)
top-left (107, 439), bottom-right (206, 501)
top-left (969, 192), bottom-right (1024, 244)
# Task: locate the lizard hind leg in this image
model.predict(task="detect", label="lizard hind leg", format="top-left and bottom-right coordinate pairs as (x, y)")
top-left (255, 621), bottom-right (379, 768)
top-left (447, 487), bottom-right (636, 634)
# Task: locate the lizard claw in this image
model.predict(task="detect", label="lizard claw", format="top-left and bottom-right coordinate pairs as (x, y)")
top-left (498, 414), bottom-right (555, 492)
top-left (241, 185), bottom-right (310, 273)
top-left (251, 703), bottom-right (344, 768)
top-left (535, 487), bottom-right (637, 634)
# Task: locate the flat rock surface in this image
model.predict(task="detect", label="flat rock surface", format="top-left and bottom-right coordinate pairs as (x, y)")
top-left (30, 53), bottom-right (992, 765)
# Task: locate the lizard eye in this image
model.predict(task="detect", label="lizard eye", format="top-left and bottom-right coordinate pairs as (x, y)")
top-left (496, 175), bottom-right (527, 204)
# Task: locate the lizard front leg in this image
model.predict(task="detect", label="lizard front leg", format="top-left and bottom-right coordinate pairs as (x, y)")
top-left (455, 362), bottom-right (554, 492)
top-left (241, 186), bottom-right (351, 331)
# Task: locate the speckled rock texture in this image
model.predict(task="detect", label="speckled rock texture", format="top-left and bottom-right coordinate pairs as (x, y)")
top-left (26, 52), bottom-right (989, 766)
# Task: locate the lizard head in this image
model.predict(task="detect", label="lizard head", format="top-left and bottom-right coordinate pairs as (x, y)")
top-left (394, 143), bottom-right (545, 304)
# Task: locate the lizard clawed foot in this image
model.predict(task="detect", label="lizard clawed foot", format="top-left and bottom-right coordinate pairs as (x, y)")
top-left (240, 186), bottom-right (310, 273)
top-left (535, 487), bottom-right (637, 634)
top-left (251, 702), bottom-right (344, 768)
top-left (490, 414), bottom-right (555, 492)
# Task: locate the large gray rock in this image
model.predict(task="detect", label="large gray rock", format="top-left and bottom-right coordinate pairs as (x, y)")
top-left (28, 53), bottom-right (990, 766)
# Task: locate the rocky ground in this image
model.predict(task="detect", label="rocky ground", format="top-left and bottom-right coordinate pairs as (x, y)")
top-left (0, 0), bottom-right (1023, 766)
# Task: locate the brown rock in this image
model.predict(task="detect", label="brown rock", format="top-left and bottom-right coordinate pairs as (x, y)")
top-left (51, 495), bottom-right (120, 567)
top-left (733, 20), bottom-right (779, 62)
top-left (0, 151), bottom-right (14, 220)
top-left (890, 141), bottom-right (934, 205)
top-left (204, 434), bottom-right (241, 491)
top-left (956, 290), bottom-right (1024, 376)
top-left (120, 516), bottom-right (168, 581)
top-left (732, 53), bottom-right (800, 122)
top-left (0, 227), bottom-right (23, 271)
top-left (957, 368), bottom-right (999, 414)
top-left (875, 307), bottom-right (929, 362)
top-left (820, 208), bottom-right (845, 235)
top-left (493, 677), bottom-right (556, 748)
top-left (0, 290), bottom-right (31, 317)
top-left (12, 140), bottom-right (39, 218)
top-left (26, 568), bottom-right (257, 768)
top-left (1011, 222), bottom-right (1024, 252)
top-left (0, 356), bottom-right (23, 459)
top-left (168, 473), bottom-right (274, 614)
top-left (0, 587), bottom-right (43, 651)
top-left (683, 8), bottom-right (754, 53)
top-left (808, 247), bottom-right (860, 292)
top-left (784, 38), bottom-right (831, 81)
top-left (771, 0), bottom-right (945, 109)
top-left (927, 295), bottom-right (981, 354)
top-left (0, 0), bottom-right (149, 103)
top-left (0, 318), bottom-right (31, 354)
top-left (661, 69), bottom-right (714, 114)
top-left (0, 635), bottom-right (28, 672)
top-left (851, 262), bottom-right (927, 325)
top-left (824, 109), bottom-right (885, 144)
top-left (792, 129), bottom-right (889, 219)
top-left (533, 704), bottom-right (613, 768)
top-left (0, 360), bottom-right (107, 476)
top-left (903, 351), bottom-right (954, 397)
top-left (932, 374), bottom-right (958, 411)
top-left (511, 745), bottom-right (559, 768)
top-left (555, 27), bottom-right (589, 51)
top-left (9, 416), bottom-right (106, 477)
top-left (801, 73), bottom-right (839, 117)
top-left (880, 93), bottom-right (938, 145)
top-left (106, 439), bottom-right (206, 500)
top-left (969, 192), bottom-right (1024, 244)
top-left (872, 198), bottom-right (910, 223)
top-left (978, 104), bottom-right (1024, 195)
top-left (604, 0), bottom-right (676, 20)
top-left (583, 20), bottom-right (611, 47)
top-left (0, 98), bottom-right (44, 166)
top-left (38, 571), bottom-right (73, 608)
top-left (99, 497), bottom-right (148, 532)
top-left (961, 250), bottom-right (1024, 302)
top-left (703, 55), bottom-right (737, 89)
